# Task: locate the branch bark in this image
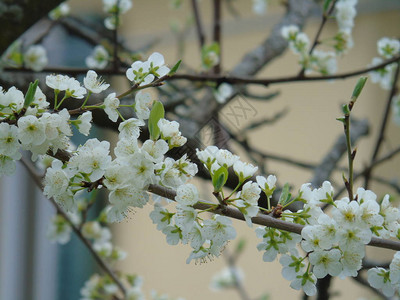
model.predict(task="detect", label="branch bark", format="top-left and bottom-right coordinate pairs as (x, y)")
top-left (0, 0), bottom-right (64, 54)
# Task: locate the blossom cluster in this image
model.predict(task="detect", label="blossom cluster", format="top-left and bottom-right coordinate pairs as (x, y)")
top-left (280, 0), bottom-right (358, 75)
top-left (126, 52), bottom-right (171, 86)
top-left (369, 37), bottom-right (400, 90)
top-left (255, 182), bottom-right (400, 296)
top-left (281, 24), bottom-right (338, 75)
top-left (2, 32), bottom-right (400, 299)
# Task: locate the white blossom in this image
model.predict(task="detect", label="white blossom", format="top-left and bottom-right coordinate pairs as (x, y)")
top-left (290, 271), bottom-right (317, 296)
top-left (210, 267), bottom-right (244, 291)
top-left (367, 268), bottom-right (394, 297)
top-left (24, 45), bottom-right (48, 72)
top-left (33, 86), bottom-right (50, 109)
top-left (203, 215), bottom-right (236, 245)
top-left (104, 92), bottom-right (120, 122)
top-left (47, 214), bottom-right (72, 244)
top-left (76, 111), bottom-right (93, 136)
top-left (83, 70), bottom-right (110, 93)
top-left (309, 249), bottom-right (342, 278)
top-left (162, 225), bottom-right (181, 245)
top-left (175, 204), bottom-right (197, 233)
top-left (65, 77), bottom-right (87, 99)
top-left (390, 252), bottom-right (400, 284)
top-left (281, 25), bottom-right (299, 40)
top-left (175, 184), bottom-right (199, 206)
top-left (252, 0), bottom-right (268, 15)
top-left (141, 139), bottom-right (169, 163)
top-left (148, 52), bottom-right (170, 78)
top-left (118, 118), bottom-right (144, 139)
top-left (85, 45), bottom-right (110, 69)
top-left (17, 115), bottom-right (46, 146)
top-left (335, 0), bottom-right (357, 32)
top-left (256, 175), bottom-right (277, 192)
top-left (43, 160), bottom-right (70, 198)
top-left (69, 138), bottom-right (111, 181)
top-left (46, 74), bottom-right (71, 91)
top-left (237, 181), bottom-right (261, 205)
top-left (213, 83), bottom-right (233, 104)
top-left (0, 123), bottom-right (20, 157)
top-left (0, 86), bottom-right (25, 114)
top-left (49, 2), bottom-right (70, 20)
top-left (134, 91), bottom-right (152, 120)
top-left (103, 0), bottom-right (132, 14)
top-left (377, 37), bottom-right (400, 58)
top-left (233, 160), bottom-right (258, 181)
top-left (150, 204), bottom-right (173, 231)
top-left (279, 254), bottom-right (305, 281)
top-left (215, 148), bottom-right (239, 168)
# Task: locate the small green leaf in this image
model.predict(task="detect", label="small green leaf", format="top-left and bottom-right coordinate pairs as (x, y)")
top-left (212, 166), bottom-right (228, 192)
top-left (24, 80), bottom-right (39, 108)
top-left (336, 117), bottom-right (345, 123)
top-left (148, 101), bottom-right (165, 140)
top-left (278, 183), bottom-right (292, 206)
top-left (342, 104), bottom-right (350, 115)
top-left (351, 76), bottom-right (368, 101)
top-left (168, 60), bottom-right (181, 75)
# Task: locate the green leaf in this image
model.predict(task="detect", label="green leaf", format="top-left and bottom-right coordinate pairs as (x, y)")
top-left (278, 183), bottom-right (292, 206)
top-left (212, 166), bottom-right (228, 192)
top-left (168, 60), bottom-right (181, 75)
top-left (323, 0), bottom-right (333, 13)
top-left (336, 117), bottom-right (345, 123)
top-left (235, 238), bottom-right (246, 256)
top-left (342, 104), bottom-right (350, 115)
top-left (24, 80), bottom-right (39, 108)
top-left (148, 101), bottom-right (165, 140)
top-left (351, 76), bottom-right (368, 101)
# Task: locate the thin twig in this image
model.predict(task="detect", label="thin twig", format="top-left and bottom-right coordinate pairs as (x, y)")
top-left (112, 0), bottom-right (121, 71)
top-left (223, 249), bottom-right (251, 300)
top-left (333, 145), bottom-right (400, 199)
top-left (3, 55), bottom-right (399, 87)
top-left (191, 0), bottom-right (205, 49)
top-left (212, 0), bottom-right (222, 74)
top-left (298, 0), bottom-right (337, 77)
top-left (364, 62), bottom-right (400, 189)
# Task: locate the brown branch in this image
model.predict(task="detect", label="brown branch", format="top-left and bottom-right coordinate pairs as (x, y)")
top-left (148, 184), bottom-right (400, 251)
top-left (170, 55), bottom-right (400, 86)
top-left (364, 62), bottom-right (400, 189)
top-left (212, 0), bottom-right (222, 74)
top-left (4, 55), bottom-right (399, 88)
top-left (191, 0), bottom-right (205, 49)
top-left (298, 0), bottom-right (337, 77)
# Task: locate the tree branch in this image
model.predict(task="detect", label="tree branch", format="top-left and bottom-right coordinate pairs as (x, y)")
top-left (19, 157), bottom-right (127, 298)
top-left (148, 184), bottom-right (400, 251)
top-left (364, 62), bottom-right (400, 189)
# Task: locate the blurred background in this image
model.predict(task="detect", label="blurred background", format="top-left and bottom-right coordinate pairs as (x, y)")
top-left (1, 0), bottom-right (400, 299)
